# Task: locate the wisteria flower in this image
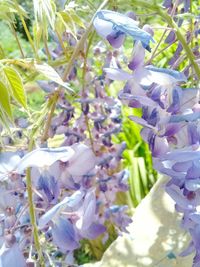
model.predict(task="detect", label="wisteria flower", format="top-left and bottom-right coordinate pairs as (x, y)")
top-left (0, 240), bottom-right (26, 267)
top-left (93, 10), bottom-right (154, 50)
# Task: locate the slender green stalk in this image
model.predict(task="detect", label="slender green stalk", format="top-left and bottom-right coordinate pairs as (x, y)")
top-left (79, 32), bottom-right (96, 153)
top-left (26, 169), bottom-right (45, 267)
top-left (55, 29), bottom-right (68, 59)
top-left (147, 0), bottom-right (179, 64)
top-left (151, 40), bottom-right (177, 61)
top-left (157, 8), bottom-right (200, 80)
top-left (82, 31), bottom-right (95, 92)
top-left (26, 139), bottom-right (45, 267)
top-left (41, 92), bottom-right (59, 143)
top-left (147, 30), bottom-right (167, 65)
top-left (20, 15), bottom-right (39, 60)
top-left (10, 23), bottom-right (25, 58)
top-left (43, 31), bottom-right (51, 61)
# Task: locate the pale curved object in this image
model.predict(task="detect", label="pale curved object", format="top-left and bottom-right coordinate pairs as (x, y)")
top-left (83, 176), bottom-right (193, 267)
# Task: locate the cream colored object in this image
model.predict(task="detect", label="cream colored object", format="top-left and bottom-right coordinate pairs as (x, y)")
top-left (83, 176), bottom-right (193, 267)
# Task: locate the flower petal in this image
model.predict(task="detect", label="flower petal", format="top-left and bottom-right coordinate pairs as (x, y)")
top-left (170, 111), bottom-right (200, 123)
top-left (129, 115), bottom-right (156, 129)
top-left (106, 32), bottom-right (126, 48)
top-left (145, 66), bottom-right (186, 82)
top-left (104, 68), bottom-right (133, 81)
top-left (128, 42), bottom-right (145, 70)
top-left (80, 223), bottom-right (106, 239)
top-left (16, 147), bottom-right (74, 173)
top-left (0, 152), bottom-right (21, 180)
top-left (67, 144), bottom-right (96, 176)
top-left (0, 243), bottom-right (26, 267)
top-left (76, 191), bottom-right (96, 231)
top-left (93, 10), bottom-right (154, 50)
top-left (39, 190), bottom-right (84, 228)
top-left (161, 148), bottom-right (200, 161)
top-left (52, 217), bottom-right (79, 252)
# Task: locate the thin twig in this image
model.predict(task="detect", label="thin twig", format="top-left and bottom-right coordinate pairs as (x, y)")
top-left (26, 137), bottom-right (45, 267)
top-left (147, 0), bottom-right (180, 64)
top-left (10, 23), bottom-right (25, 58)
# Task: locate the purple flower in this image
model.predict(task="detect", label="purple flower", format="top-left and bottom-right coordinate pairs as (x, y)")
top-left (52, 217), bottom-right (79, 252)
top-left (37, 170), bottom-right (60, 203)
top-left (93, 10), bottom-right (154, 50)
top-left (66, 143), bottom-right (97, 177)
top-left (0, 152), bottom-right (22, 181)
top-left (16, 146), bottom-right (75, 174)
top-left (93, 10), bottom-right (200, 264)
top-left (39, 189), bottom-right (106, 249)
top-left (0, 242), bottom-right (26, 267)
top-left (104, 65), bottom-right (186, 90)
top-left (38, 190), bottom-right (85, 229)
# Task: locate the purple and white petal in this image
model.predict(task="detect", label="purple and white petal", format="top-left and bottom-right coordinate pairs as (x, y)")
top-left (67, 144), bottom-right (96, 176)
top-left (0, 243), bottom-right (26, 267)
top-left (80, 223), bottom-right (106, 239)
top-left (52, 217), bottom-right (79, 252)
top-left (129, 115), bottom-right (156, 129)
top-left (76, 190), bottom-right (96, 231)
top-left (0, 152), bottom-right (22, 180)
top-left (104, 68), bottom-right (133, 81)
top-left (128, 42), bottom-right (145, 70)
top-left (16, 147), bottom-right (74, 173)
top-left (39, 190), bottom-right (84, 228)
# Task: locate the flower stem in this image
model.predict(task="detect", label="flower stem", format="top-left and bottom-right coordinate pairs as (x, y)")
top-left (43, 31), bottom-right (51, 61)
top-left (10, 23), bottom-right (25, 58)
top-left (41, 91), bottom-right (59, 143)
top-left (147, 0), bottom-right (180, 65)
top-left (13, 0), bottom-right (39, 60)
top-left (55, 29), bottom-right (68, 59)
top-left (26, 139), bottom-right (45, 267)
top-left (157, 8), bottom-right (200, 81)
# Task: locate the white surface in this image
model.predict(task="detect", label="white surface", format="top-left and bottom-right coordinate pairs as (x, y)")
top-left (84, 176), bottom-right (193, 267)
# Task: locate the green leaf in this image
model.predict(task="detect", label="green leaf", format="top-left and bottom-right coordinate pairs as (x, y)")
top-left (59, 11), bottom-right (74, 24)
top-left (57, 11), bottom-right (76, 38)
top-left (3, 66), bottom-right (27, 109)
top-left (174, 13), bottom-right (196, 19)
top-left (0, 81), bottom-right (12, 120)
top-left (33, 0), bottom-right (56, 29)
top-left (34, 63), bottom-right (73, 92)
top-left (0, 106), bottom-right (11, 132)
top-left (69, 9), bottom-right (85, 28)
top-left (33, 22), bottom-right (42, 49)
top-left (0, 45), bottom-right (5, 59)
top-left (138, 157), bottom-right (148, 194)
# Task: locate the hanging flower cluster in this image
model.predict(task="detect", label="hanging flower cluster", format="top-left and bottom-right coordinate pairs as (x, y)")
top-left (0, 138), bottom-right (129, 265)
top-left (0, 2), bottom-right (199, 266)
top-left (0, 10), bottom-right (135, 266)
top-left (93, 8), bottom-right (200, 267)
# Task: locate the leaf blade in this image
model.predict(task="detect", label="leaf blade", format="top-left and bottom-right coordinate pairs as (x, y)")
top-left (34, 63), bottom-right (73, 91)
top-left (3, 66), bottom-right (27, 109)
top-left (0, 81), bottom-right (12, 120)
